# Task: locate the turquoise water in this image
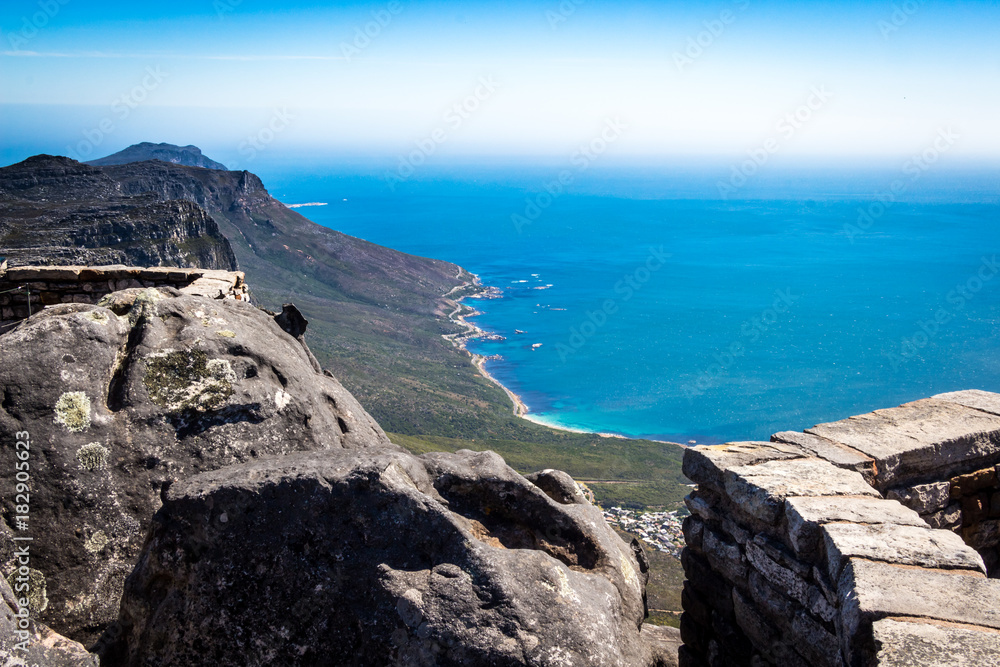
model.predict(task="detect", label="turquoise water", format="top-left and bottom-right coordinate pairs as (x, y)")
top-left (266, 162), bottom-right (1000, 443)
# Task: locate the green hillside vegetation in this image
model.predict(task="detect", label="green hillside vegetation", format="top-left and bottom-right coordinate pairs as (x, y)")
top-left (390, 431), bottom-right (689, 510)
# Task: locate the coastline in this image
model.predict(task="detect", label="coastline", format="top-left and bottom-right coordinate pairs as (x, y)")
top-left (441, 274), bottom-right (681, 445)
top-left (441, 274), bottom-right (532, 415)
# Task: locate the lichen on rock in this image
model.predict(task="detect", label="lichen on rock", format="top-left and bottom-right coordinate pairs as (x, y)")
top-left (77, 443), bottom-right (110, 471)
top-left (127, 288), bottom-right (162, 325)
top-left (143, 350), bottom-right (236, 412)
top-left (1, 287), bottom-right (393, 645)
top-left (6, 568), bottom-right (48, 613)
top-left (97, 287), bottom-right (162, 326)
top-left (84, 530), bottom-right (109, 554)
top-left (55, 391), bottom-right (92, 432)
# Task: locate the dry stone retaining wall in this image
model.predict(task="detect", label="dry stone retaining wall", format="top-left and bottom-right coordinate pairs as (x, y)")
top-left (680, 390), bottom-right (1000, 667)
top-left (0, 264), bottom-right (249, 328)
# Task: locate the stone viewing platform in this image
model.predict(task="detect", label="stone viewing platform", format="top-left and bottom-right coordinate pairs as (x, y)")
top-left (0, 264), bottom-right (249, 328)
top-left (680, 390), bottom-right (1000, 667)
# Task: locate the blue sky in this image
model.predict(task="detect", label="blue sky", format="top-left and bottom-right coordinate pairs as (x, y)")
top-left (1, 0), bottom-right (998, 167)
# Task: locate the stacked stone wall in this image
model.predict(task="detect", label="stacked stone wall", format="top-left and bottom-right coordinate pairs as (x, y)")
top-left (0, 264), bottom-right (248, 328)
top-left (680, 390), bottom-right (1000, 666)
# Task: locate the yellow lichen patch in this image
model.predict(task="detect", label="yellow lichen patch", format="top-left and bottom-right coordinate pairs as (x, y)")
top-left (77, 443), bottom-right (110, 471)
top-left (6, 568), bottom-right (48, 613)
top-left (84, 530), bottom-right (109, 554)
top-left (217, 330), bottom-right (236, 338)
top-left (54, 392), bottom-right (91, 432)
top-left (143, 350), bottom-right (237, 412)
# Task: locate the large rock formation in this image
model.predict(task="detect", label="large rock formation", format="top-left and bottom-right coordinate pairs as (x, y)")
top-left (0, 287), bottom-right (392, 644)
top-left (100, 448), bottom-right (653, 667)
top-left (0, 156), bottom-right (238, 271)
top-left (1, 283), bottom-right (670, 665)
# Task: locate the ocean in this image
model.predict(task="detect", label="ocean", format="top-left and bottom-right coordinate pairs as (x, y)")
top-left (263, 159), bottom-right (1000, 443)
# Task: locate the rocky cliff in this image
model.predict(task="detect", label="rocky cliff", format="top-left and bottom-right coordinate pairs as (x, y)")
top-left (0, 282), bottom-right (675, 666)
top-left (0, 156), bottom-right (238, 271)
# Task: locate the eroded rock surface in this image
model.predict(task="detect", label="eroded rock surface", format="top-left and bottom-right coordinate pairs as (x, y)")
top-left (0, 576), bottom-right (98, 666)
top-left (101, 448), bottom-right (654, 667)
top-left (0, 288), bottom-right (393, 644)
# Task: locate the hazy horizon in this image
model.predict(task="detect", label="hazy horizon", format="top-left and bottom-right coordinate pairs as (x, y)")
top-left (3, 0), bottom-right (999, 170)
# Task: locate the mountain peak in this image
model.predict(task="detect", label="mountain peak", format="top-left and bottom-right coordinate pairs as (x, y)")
top-left (86, 142), bottom-right (228, 170)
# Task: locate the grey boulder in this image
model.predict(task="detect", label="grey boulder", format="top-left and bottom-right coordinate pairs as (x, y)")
top-left (101, 448), bottom-right (655, 666)
top-left (0, 288), bottom-right (394, 644)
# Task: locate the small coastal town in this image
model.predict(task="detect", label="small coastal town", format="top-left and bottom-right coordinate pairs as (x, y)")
top-left (602, 506), bottom-right (687, 557)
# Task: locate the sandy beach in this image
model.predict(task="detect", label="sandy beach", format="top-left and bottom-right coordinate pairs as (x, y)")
top-left (442, 277), bottom-right (677, 444)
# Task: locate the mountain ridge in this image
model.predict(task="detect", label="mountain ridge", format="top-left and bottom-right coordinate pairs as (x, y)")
top-left (86, 142), bottom-right (228, 170)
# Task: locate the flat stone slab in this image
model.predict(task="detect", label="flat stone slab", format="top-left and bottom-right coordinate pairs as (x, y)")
top-left (839, 559), bottom-right (1000, 635)
top-left (180, 271), bottom-right (247, 299)
top-left (807, 398), bottom-right (1000, 489)
top-left (682, 441), bottom-right (805, 490)
top-left (934, 389), bottom-right (1000, 417)
top-left (873, 618), bottom-right (1000, 667)
top-left (784, 496), bottom-right (926, 560)
top-left (771, 430), bottom-right (875, 480)
top-left (5, 265), bottom-right (85, 280)
top-left (824, 522), bottom-right (985, 581)
top-left (723, 458), bottom-right (879, 524)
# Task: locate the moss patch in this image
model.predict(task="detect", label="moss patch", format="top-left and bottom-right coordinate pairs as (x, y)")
top-left (54, 392), bottom-right (91, 432)
top-left (77, 443), bottom-right (110, 471)
top-left (143, 350), bottom-right (236, 412)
